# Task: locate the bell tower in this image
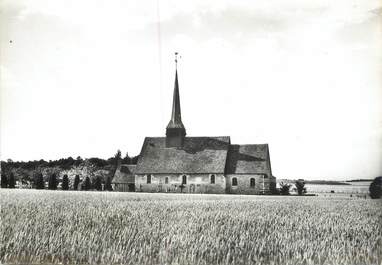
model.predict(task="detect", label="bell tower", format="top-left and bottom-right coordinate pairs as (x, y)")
top-left (166, 53), bottom-right (186, 148)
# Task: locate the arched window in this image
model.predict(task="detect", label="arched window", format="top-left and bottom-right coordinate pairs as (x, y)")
top-left (147, 174), bottom-right (152, 184)
top-left (232, 177), bottom-right (237, 186)
top-left (250, 178), bottom-right (256, 187)
top-left (210, 174), bottom-right (215, 184)
top-left (182, 175), bottom-right (187, 185)
top-left (165, 177), bottom-right (169, 184)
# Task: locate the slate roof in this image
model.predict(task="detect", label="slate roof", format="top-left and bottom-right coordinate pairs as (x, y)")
top-left (135, 136), bottom-right (231, 174)
top-left (225, 144), bottom-right (271, 175)
top-left (112, 164), bottom-right (136, 184)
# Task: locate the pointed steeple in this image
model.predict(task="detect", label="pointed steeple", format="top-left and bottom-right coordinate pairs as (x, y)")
top-left (166, 53), bottom-right (186, 147)
top-left (167, 69), bottom-right (185, 129)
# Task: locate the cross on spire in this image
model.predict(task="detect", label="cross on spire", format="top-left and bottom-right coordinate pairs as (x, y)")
top-left (175, 52), bottom-right (179, 70)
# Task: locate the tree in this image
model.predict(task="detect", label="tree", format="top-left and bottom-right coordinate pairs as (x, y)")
top-left (62, 174), bottom-right (69, 190)
top-left (20, 174), bottom-right (32, 186)
top-left (131, 155), bottom-right (139, 164)
top-left (369, 176), bottom-right (382, 199)
top-left (1, 174), bottom-right (8, 188)
top-left (279, 182), bottom-right (291, 195)
top-left (93, 176), bottom-right (102, 191)
top-left (88, 158), bottom-right (108, 167)
top-left (111, 150), bottom-right (122, 177)
top-left (8, 172), bottom-right (16, 188)
top-left (74, 156), bottom-right (83, 166)
top-left (115, 150), bottom-right (122, 164)
top-left (61, 157), bottom-right (75, 170)
top-left (73, 175), bottom-right (80, 190)
top-left (35, 173), bottom-right (45, 189)
top-left (83, 176), bottom-right (91, 191)
top-left (104, 176), bottom-right (113, 191)
top-left (270, 181), bottom-right (278, 195)
top-left (122, 152), bottom-right (131, 164)
top-left (295, 179), bottom-right (307, 196)
top-left (48, 173), bottom-right (58, 190)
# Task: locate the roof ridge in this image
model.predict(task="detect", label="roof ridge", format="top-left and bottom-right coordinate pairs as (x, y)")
top-left (145, 136), bottom-right (231, 138)
top-left (135, 136), bottom-right (230, 174)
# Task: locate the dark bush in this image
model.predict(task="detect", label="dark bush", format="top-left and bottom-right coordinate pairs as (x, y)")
top-left (93, 176), bottom-right (102, 191)
top-left (104, 176), bottom-right (113, 191)
top-left (73, 175), bottom-right (80, 190)
top-left (369, 176), bottom-right (382, 199)
top-left (34, 173), bottom-right (45, 189)
top-left (279, 182), bottom-right (291, 195)
top-left (62, 174), bottom-right (69, 190)
top-left (48, 173), bottom-right (58, 190)
top-left (83, 176), bottom-right (91, 191)
top-left (295, 179), bottom-right (307, 195)
top-left (1, 174), bottom-right (8, 188)
top-left (8, 172), bottom-right (16, 188)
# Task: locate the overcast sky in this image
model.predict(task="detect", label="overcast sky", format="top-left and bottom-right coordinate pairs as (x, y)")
top-left (1, 0), bottom-right (381, 180)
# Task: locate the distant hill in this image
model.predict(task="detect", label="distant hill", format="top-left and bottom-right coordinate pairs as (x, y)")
top-left (277, 179), bottom-right (351, 185)
top-left (305, 180), bottom-right (351, 185)
top-left (345, 179), bottom-right (374, 182)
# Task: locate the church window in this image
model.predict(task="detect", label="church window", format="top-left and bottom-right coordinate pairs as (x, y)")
top-left (147, 174), bottom-right (152, 184)
top-left (210, 174), bottom-right (215, 184)
top-left (250, 178), bottom-right (256, 187)
top-left (232, 177), bottom-right (238, 186)
top-left (165, 177), bottom-right (169, 184)
top-left (182, 175), bottom-right (187, 185)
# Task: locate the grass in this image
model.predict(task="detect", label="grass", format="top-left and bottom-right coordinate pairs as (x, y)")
top-left (1, 189), bottom-right (381, 265)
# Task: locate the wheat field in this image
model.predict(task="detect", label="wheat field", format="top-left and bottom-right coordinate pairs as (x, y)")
top-left (0, 190), bottom-right (381, 265)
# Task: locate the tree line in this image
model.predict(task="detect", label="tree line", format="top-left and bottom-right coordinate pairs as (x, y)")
top-left (1, 151), bottom-right (139, 172)
top-left (1, 172), bottom-right (113, 191)
top-left (1, 150), bottom-right (138, 189)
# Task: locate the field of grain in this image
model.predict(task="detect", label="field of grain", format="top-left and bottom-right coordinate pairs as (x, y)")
top-left (1, 190), bottom-right (381, 265)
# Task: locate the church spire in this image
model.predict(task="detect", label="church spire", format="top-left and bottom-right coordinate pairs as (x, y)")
top-left (166, 52), bottom-right (186, 147)
top-left (169, 66), bottom-right (183, 127)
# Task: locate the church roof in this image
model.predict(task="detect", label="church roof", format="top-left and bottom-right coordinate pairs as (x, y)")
top-left (112, 164), bottom-right (136, 184)
top-left (135, 136), bottom-right (231, 174)
top-left (225, 144), bottom-right (271, 175)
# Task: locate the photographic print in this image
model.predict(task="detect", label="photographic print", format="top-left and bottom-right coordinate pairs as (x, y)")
top-left (1, 0), bottom-right (381, 264)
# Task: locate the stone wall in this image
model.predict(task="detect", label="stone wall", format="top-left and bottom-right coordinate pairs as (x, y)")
top-left (135, 173), bottom-right (226, 194)
top-left (226, 174), bottom-right (274, 195)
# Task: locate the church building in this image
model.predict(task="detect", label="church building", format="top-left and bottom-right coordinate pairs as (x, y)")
top-left (114, 59), bottom-right (276, 195)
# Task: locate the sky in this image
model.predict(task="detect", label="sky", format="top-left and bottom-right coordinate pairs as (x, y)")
top-left (1, 0), bottom-right (381, 180)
